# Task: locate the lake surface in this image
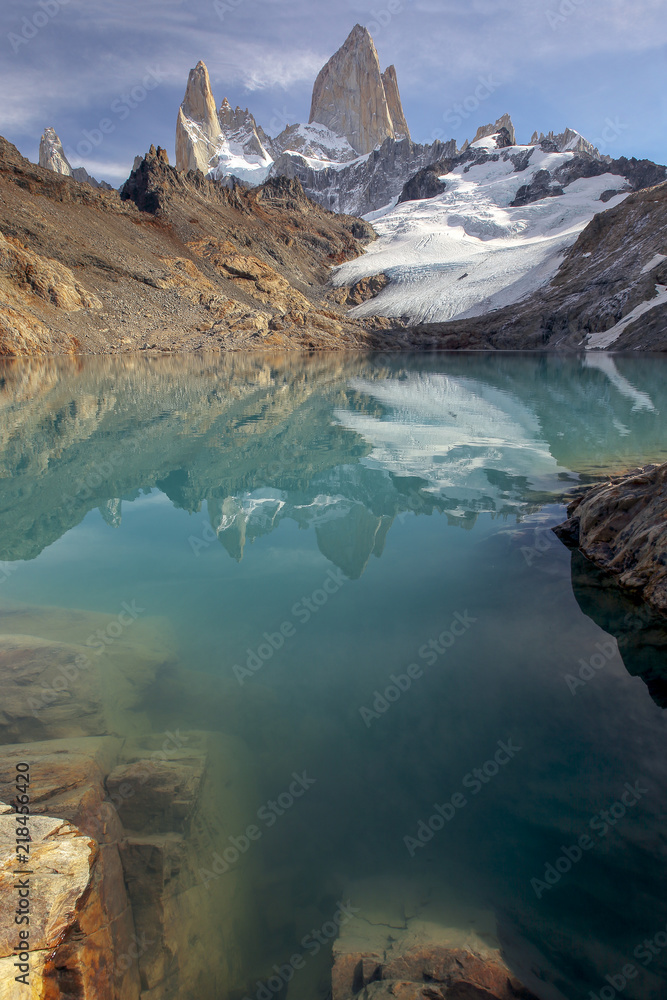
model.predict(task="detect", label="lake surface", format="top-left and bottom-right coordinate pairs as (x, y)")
top-left (1, 352), bottom-right (666, 1000)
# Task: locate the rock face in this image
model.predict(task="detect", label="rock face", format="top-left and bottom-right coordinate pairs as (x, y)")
top-left (0, 135), bottom-right (382, 356)
top-left (174, 30), bottom-right (434, 215)
top-left (39, 126), bottom-right (72, 175)
top-left (270, 136), bottom-right (457, 217)
top-left (309, 25), bottom-right (397, 155)
top-left (553, 463), bottom-right (667, 614)
top-left (175, 61), bottom-right (221, 174)
top-left (0, 591), bottom-right (264, 1000)
top-left (0, 814), bottom-right (103, 998)
top-left (175, 64), bottom-right (273, 180)
top-left (381, 65), bottom-right (410, 143)
top-left (38, 127), bottom-right (112, 190)
top-left (473, 113), bottom-right (516, 147)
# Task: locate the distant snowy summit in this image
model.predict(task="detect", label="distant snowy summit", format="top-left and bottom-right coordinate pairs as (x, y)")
top-left (172, 23), bottom-right (657, 220)
top-left (38, 127), bottom-right (113, 190)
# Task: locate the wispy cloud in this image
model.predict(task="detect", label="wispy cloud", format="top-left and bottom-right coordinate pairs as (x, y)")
top-left (0, 0), bottom-right (664, 183)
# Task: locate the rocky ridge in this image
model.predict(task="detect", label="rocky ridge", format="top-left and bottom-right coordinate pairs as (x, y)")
top-left (0, 135), bottom-right (394, 355)
top-left (174, 25), bottom-right (433, 215)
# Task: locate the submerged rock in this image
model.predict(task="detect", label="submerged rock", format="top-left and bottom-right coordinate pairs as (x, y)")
top-left (331, 879), bottom-right (540, 1000)
top-left (553, 463), bottom-right (667, 614)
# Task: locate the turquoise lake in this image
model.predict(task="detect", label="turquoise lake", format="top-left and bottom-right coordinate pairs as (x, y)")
top-left (1, 352), bottom-right (666, 1000)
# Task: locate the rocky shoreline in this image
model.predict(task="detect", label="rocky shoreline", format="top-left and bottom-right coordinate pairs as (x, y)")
top-left (553, 463), bottom-right (667, 615)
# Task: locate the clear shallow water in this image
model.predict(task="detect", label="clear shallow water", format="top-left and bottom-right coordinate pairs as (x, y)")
top-left (1, 352), bottom-right (667, 1000)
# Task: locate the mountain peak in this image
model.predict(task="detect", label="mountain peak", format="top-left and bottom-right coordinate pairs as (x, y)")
top-left (180, 60), bottom-right (219, 138)
top-left (309, 24), bottom-right (399, 154)
top-left (473, 113), bottom-right (516, 147)
top-left (382, 66), bottom-right (410, 143)
top-left (39, 127), bottom-right (72, 176)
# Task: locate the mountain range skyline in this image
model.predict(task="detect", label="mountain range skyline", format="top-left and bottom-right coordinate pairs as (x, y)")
top-left (2, 0), bottom-right (666, 185)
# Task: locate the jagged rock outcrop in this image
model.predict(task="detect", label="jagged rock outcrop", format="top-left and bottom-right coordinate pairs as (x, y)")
top-left (174, 29), bottom-right (430, 213)
top-left (0, 134), bottom-right (382, 355)
top-left (38, 127), bottom-right (112, 190)
top-left (216, 98), bottom-right (271, 158)
top-left (537, 127), bottom-right (600, 157)
top-left (309, 25), bottom-right (397, 155)
top-left (553, 463), bottom-right (667, 613)
top-left (176, 65), bottom-right (274, 181)
top-left (269, 136), bottom-right (457, 217)
top-left (381, 65), bottom-right (410, 142)
top-left (175, 60), bottom-right (221, 173)
top-left (473, 113), bottom-right (516, 147)
top-left (39, 126), bottom-right (71, 175)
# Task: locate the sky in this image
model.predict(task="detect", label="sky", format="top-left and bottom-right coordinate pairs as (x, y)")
top-left (1, 0), bottom-right (666, 184)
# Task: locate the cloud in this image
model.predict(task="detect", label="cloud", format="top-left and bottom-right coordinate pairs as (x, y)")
top-left (0, 0), bottom-right (664, 176)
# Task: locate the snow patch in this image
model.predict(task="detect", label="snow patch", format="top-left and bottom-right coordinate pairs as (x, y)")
top-left (333, 144), bottom-right (630, 324)
top-left (586, 285), bottom-right (667, 350)
top-left (640, 253), bottom-right (667, 275)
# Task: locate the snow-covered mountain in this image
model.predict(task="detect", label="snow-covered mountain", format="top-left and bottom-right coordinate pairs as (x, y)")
top-left (175, 25), bottom-right (450, 215)
top-left (38, 127), bottom-right (113, 190)
top-left (332, 127), bottom-right (638, 324)
top-left (168, 23), bottom-right (665, 330)
top-left (33, 21), bottom-right (665, 342)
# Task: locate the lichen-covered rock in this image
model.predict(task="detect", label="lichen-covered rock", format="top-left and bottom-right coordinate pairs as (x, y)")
top-left (553, 463), bottom-right (667, 613)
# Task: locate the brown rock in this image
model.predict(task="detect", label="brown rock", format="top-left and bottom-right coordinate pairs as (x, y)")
top-left (553, 463), bottom-right (667, 613)
top-left (347, 273), bottom-right (390, 306)
top-left (175, 61), bottom-right (221, 174)
top-left (0, 814), bottom-right (140, 1000)
top-left (309, 25), bottom-right (396, 155)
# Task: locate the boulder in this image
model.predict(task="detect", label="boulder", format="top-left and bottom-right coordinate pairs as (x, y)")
top-left (553, 463), bottom-right (667, 613)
